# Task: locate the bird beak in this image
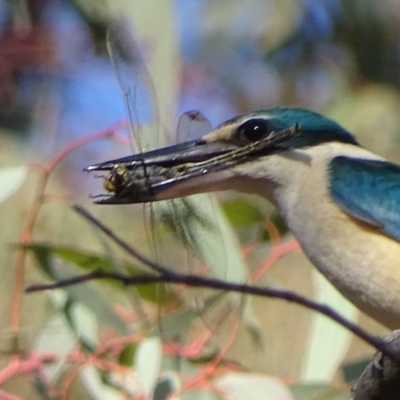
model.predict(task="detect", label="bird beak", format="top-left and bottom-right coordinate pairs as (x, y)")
top-left (86, 124), bottom-right (300, 204)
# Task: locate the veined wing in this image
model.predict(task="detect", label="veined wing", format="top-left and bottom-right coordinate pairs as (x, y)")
top-left (107, 19), bottom-right (158, 152)
top-left (106, 20), bottom-right (249, 342)
top-left (153, 112), bottom-right (248, 342)
top-left (176, 110), bottom-right (212, 143)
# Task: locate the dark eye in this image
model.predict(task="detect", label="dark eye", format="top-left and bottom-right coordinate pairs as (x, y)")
top-left (238, 119), bottom-right (271, 143)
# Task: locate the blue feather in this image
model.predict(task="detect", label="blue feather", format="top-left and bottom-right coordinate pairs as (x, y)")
top-left (329, 156), bottom-right (400, 242)
top-left (224, 108), bottom-right (359, 148)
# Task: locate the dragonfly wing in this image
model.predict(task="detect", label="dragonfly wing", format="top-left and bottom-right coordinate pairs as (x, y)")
top-left (107, 21), bottom-right (212, 339)
top-left (107, 19), bottom-right (159, 151)
top-left (105, 21), bottom-right (251, 348)
top-left (176, 110), bottom-right (212, 143)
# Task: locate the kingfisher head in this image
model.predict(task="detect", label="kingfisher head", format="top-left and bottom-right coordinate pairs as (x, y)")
top-left (86, 107), bottom-right (360, 204)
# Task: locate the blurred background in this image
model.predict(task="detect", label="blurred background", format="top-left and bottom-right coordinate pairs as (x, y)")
top-left (1, 0), bottom-right (400, 399)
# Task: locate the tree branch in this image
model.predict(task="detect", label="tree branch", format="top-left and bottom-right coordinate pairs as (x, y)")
top-left (25, 204), bottom-right (399, 363)
top-left (352, 330), bottom-right (400, 399)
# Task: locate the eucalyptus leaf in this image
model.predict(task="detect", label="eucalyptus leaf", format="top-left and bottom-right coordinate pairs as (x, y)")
top-left (69, 303), bottom-right (99, 350)
top-left (300, 270), bottom-right (358, 382)
top-left (80, 365), bottom-right (121, 400)
top-left (157, 195), bottom-right (246, 285)
top-left (54, 264), bottom-right (131, 335)
top-left (215, 373), bottom-right (294, 400)
top-left (221, 198), bottom-right (263, 226)
top-left (181, 390), bottom-right (222, 400)
top-left (26, 242), bottom-right (179, 304)
top-left (28, 248), bottom-right (130, 335)
top-left (290, 383), bottom-right (350, 400)
top-left (118, 343), bottom-right (137, 366)
top-left (34, 315), bottom-right (76, 381)
top-left (135, 337), bottom-right (163, 395)
top-left (135, 282), bottom-right (179, 304)
top-left (155, 293), bottom-right (223, 341)
top-left (25, 243), bottom-right (138, 274)
top-left (341, 358), bottom-right (371, 383)
top-left (0, 165), bottom-right (27, 203)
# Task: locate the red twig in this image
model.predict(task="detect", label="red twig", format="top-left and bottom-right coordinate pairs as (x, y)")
top-left (252, 220), bottom-right (300, 282)
top-left (10, 122), bottom-right (122, 350)
top-left (0, 353), bottom-right (54, 385)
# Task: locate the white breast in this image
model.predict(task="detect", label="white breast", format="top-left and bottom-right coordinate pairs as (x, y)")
top-left (235, 142), bottom-right (400, 328)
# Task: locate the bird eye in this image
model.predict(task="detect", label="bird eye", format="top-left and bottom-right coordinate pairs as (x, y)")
top-left (238, 119), bottom-right (271, 143)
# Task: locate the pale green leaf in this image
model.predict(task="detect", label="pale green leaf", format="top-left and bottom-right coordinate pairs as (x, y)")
top-left (135, 337), bottom-right (163, 395)
top-left (300, 270), bottom-right (358, 382)
top-left (290, 383), bottom-right (350, 400)
top-left (80, 365), bottom-right (121, 400)
top-left (157, 195), bottom-right (247, 284)
top-left (181, 390), bottom-right (221, 400)
top-left (155, 293), bottom-right (223, 340)
top-left (70, 303), bottom-right (99, 348)
top-left (0, 165), bottom-right (27, 203)
top-left (34, 315), bottom-right (76, 381)
top-left (52, 264), bottom-right (130, 335)
top-left (215, 373), bottom-right (294, 400)
top-left (27, 244), bottom-right (130, 335)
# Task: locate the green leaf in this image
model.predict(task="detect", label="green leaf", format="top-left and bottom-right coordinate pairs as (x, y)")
top-left (300, 270), bottom-right (358, 382)
top-left (241, 298), bottom-right (263, 348)
top-left (158, 196), bottom-right (247, 285)
top-left (26, 242), bottom-right (179, 304)
top-left (34, 315), bottom-right (76, 381)
top-left (0, 165), bottom-right (27, 203)
top-left (135, 337), bottom-right (163, 395)
top-left (68, 302), bottom-right (100, 351)
top-left (216, 373), bottom-right (294, 400)
top-left (80, 365), bottom-right (121, 400)
top-left (28, 247), bottom-right (130, 335)
top-left (342, 358), bottom-right (371, 383)
top-left (135, 282), bottom-right (179, 305)
top-left (27, 244), bottom-right (53, 276)
top-left (56, 265), bottom-right (131, 335)
top-left (25, 243), bottom-right (124, 274)
top-left (118, 343), bottom-right (137, 366)
top-left (290, 383), bottom-right (350, 400)
top-left (267, 211), bottom-right (290, 237)
top-left (181, 390), bottom-right (221, 400)
top-left (155, 293), bottom-right (223, 341)
top-left (221, 198), bottom-right (263, 226)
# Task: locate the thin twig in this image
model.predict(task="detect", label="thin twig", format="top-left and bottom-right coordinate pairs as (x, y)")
top-left (10, 124), bottom-right (120, 346)
top-left (72, 204), bottom-right (178, 277)
top-left (25, 205), bottom-right (398, 363)
top-left (26, 268), bottom-right (395, 360)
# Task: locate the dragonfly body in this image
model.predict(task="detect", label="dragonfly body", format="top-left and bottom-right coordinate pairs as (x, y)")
top-left (88, 107), bottom-right (400, 328)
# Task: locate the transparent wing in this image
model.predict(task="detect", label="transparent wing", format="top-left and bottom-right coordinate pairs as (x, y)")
top-left (176, 110), bottom-right (212, 143)
top-left (107, 19), bottom-right (161, 261)
top-left (107, 19), bottom-right (158, 152)
top-left (106, 20), bottom-right (250, 353)
top-left (164, 112), bottom-right (242, 338)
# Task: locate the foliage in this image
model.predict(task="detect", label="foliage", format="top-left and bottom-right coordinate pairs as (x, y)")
top-left (1, 0), bottom-right (399, 399)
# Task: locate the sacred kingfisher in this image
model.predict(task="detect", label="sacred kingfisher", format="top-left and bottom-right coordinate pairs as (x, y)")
top-left (87, 107), bottom-right (400, 329)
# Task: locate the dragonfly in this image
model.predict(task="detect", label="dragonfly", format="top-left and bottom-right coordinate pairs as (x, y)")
top-left (86, 19), bottom-right (248, 344)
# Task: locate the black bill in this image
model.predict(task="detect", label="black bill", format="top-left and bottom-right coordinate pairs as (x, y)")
top-left (86, 124), bottom-right (300, 204)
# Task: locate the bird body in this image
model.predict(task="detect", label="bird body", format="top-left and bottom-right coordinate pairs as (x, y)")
top-left (246, 141), bottom-right (400, 329)
top-left (88, 107), bottom-right (400, 328)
